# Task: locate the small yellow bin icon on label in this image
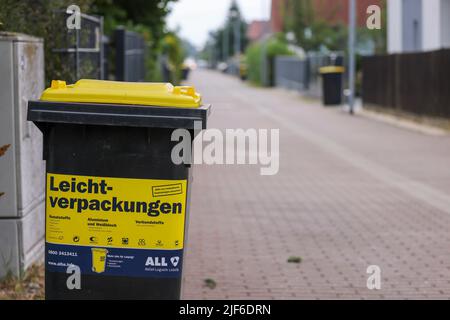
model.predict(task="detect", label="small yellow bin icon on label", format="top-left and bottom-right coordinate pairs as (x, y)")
top-left (91, 248), bottom-right (108, 273)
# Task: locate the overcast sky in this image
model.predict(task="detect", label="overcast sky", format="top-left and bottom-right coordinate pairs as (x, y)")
top-left (167, 0), bottom-right (271, 48)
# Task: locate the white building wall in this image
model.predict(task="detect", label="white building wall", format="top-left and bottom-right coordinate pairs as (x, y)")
top-left (422, 0), bottom-right (441, 51)
top-left (388, 0), bottom-right (450, 53)
top-left (441, 0), bottom-right (450, 47)
top-left (388, 0), bottom-right (403, 53)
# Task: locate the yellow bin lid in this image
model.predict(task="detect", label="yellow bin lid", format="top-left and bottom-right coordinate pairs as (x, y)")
top-left (40, 79), bottom-right (202, 108)
top-left (319, 66), bottom-right (345, 74)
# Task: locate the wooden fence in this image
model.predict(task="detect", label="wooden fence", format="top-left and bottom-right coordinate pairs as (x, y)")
top-left (362, 49), bottom-right (450, 119)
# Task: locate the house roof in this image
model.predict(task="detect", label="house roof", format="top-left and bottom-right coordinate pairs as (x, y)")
top-left (247, 20), bottom-right (272, 42)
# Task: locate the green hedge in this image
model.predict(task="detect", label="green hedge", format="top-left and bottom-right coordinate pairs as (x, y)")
top-left (0, 0), bottom-right (93, 85)
top-left (245, 35), bottom-right (293, 86)
top-left (0, 0), bottom-right (178, 84)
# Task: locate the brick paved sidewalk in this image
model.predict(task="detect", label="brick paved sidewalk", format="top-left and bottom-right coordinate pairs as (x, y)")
top-left (181, 69), bottom-right (450, 299)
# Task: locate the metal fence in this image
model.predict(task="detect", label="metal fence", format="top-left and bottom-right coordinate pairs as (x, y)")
top-left (274, 56), bottom-right (309, 91)
top-left (52, 11), bottom-right (104, 82)
top-left (362, 49), bottom-right (450, 118)
top-left (274, 52), bottom-right (344, 97)
top-left (115, 27), bottom-right (146, 82)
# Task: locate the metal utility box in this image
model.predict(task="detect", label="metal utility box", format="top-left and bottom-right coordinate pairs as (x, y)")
top-left (0, 33), bottom-right (45, 278)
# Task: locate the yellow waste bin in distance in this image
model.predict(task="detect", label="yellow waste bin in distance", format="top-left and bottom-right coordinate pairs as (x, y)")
top-left (319, 66), bottom-right (345, 106)
top-left (28, 79), bottom-right (211, 300)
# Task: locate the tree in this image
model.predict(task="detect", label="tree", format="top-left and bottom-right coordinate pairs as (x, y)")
top-left (0, 0), bottom-right (180, 83)
top-left (210, 0), bottom-right (248, 61)
top-left (358, 0), bottom-right (387, 54)
top-left (283, 0), bottom-right (319, 51)
top-left (283, 0), bottom-right (350, 52)
top-left (0, 0), bottom-right (93, 84)
top-left (283, 0), bottom-right (387, 54)
top-left (160, 32), bottom-right (186, 84)
top-left (91, 0), bottom-right (179, 81)
top-left (92, 0), bottom-right (176, 40)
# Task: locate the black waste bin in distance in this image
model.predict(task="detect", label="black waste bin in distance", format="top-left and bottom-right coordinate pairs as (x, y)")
top-left (319, 66), bottom-right (345, 106)
top-left (27, 79), bottom-right (210, 300)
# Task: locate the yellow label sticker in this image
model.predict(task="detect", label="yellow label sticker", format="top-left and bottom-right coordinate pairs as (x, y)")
top-left (46, 173), bottom-right (187, 250)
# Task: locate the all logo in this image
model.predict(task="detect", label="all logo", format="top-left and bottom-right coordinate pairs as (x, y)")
top-left (145, 256), bottom-right (180, 267)
top-left (170, 256), bottom-right (180, 267)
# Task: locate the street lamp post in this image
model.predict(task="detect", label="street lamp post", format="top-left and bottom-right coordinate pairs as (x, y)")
top-left (223, 24), bottom-right (229, 62)
top-left (235, 14), bottom-right (241, 55)
top-left (260, 34), bottom-right (271, 87)
top-left (230, 9), bottom-right (241, 56)
top-left (348, 0), bottom-right (356, 115)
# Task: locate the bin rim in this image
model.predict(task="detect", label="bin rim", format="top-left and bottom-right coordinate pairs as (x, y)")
top-left (27, 100), bottom-right (211, 131)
